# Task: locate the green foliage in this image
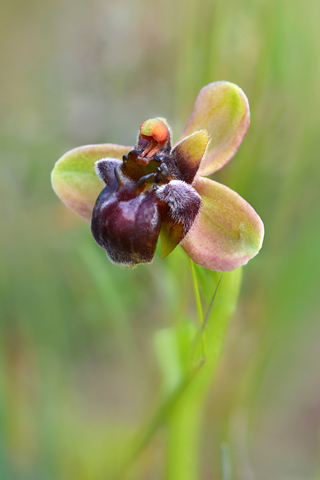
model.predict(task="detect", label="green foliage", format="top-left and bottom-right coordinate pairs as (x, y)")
top-left (1, 0), bottom-right (320, 478)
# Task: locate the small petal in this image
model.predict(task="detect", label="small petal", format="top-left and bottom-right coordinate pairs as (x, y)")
top-left (171, 130), bottom-right (209, 184)
top-left (157, 180), bottom-right (201, 258)
top-left (51, 144), bottom-right (132, 220)
top-left (95, 158), bottom-right (122, 187)
top-left (181, 177), bottom-right (264, 271)
top-left (177, 82), bottom-right (250, 176)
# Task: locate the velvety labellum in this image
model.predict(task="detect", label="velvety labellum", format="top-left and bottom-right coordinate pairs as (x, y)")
top-left (91, 182), bottom-right (162, 266)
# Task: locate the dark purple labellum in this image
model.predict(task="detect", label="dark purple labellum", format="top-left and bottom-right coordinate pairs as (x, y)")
top-left (91, 183), bottom-right (162, 266)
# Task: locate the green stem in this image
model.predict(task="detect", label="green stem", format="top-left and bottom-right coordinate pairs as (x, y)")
top-left (188, 257), bottom-right (206, 358)
top-left (166, 265), bottom-right (242, 480)
top-left (188, 257), bottom-right (204, 326)
top-left (166, 394), bottom-right (202, 480)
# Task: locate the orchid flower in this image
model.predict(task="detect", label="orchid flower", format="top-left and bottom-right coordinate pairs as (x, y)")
top-left (51, 81), bottom-right (264, 271)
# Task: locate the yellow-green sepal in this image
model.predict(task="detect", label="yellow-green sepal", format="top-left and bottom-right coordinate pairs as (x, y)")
top-left (51, 143), bottom-right (132, 220)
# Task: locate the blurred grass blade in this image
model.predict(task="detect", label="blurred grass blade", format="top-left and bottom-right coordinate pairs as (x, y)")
top-left (221, 443), bottom-right (233, 480)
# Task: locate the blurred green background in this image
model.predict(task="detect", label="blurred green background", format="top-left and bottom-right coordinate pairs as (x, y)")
top-left (1, 0), bottom-right (320, 478)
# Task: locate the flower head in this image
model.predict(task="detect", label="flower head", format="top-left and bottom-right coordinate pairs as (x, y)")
top-left (51, 82), bottom-right (264, 271)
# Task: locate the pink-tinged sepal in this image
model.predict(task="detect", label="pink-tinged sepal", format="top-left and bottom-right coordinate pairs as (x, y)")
top-left (178, 82), bottom-right (250, 176)
top-left (157, 180), bottom-right (201, 258)
top-left (172, 130), bottom-right (209, 184)
top-left (181, 177), bottom-right (264, 271)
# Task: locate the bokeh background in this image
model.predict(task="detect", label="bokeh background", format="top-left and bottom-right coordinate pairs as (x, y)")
top-left (1, 0), bottom-right (320, 478)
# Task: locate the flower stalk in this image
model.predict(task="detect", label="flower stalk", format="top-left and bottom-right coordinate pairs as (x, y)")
top-left (189, 257), bottom-right (206, 358)
top-left (165, 266), bottom-right (242, 480)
